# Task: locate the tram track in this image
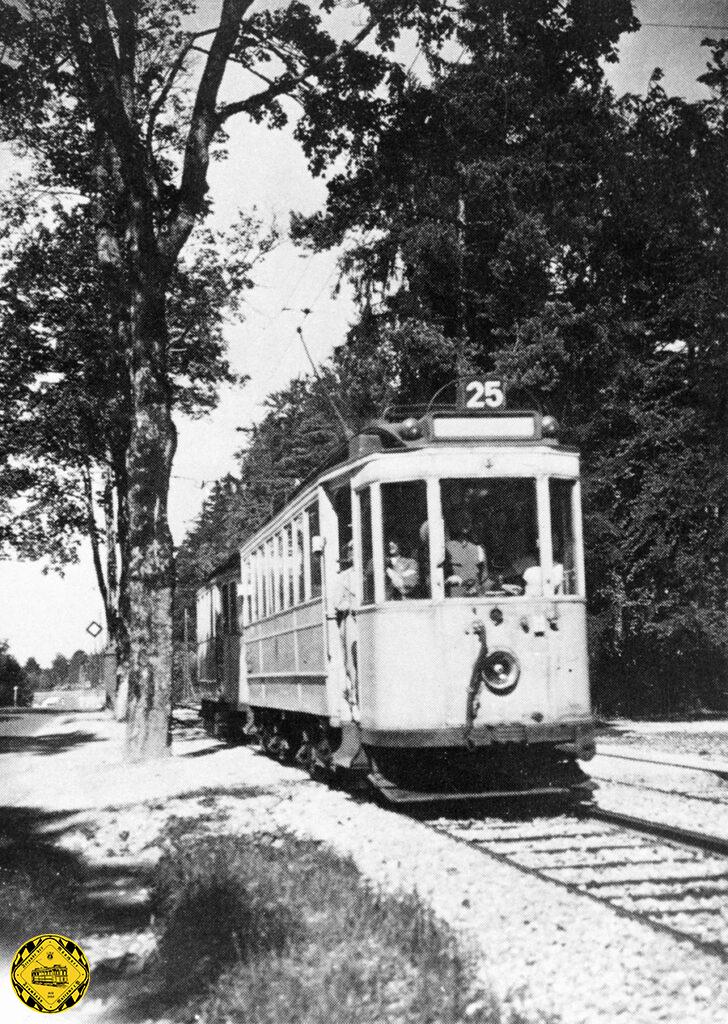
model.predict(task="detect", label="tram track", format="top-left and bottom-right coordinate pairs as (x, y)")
top-left (426, 805), bottom-right (728, 962)
top-left (595, 746), bottom-right (728, 780)
top-left (591, 773), bottom-right (728, 806)
top-left (591, 746), bottom-right (728, 805)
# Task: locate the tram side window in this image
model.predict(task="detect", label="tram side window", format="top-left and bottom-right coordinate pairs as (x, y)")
top-left (334, 484), bottom-right (353, 559)
top-left (285, 524), bottom-right (294, 607)
top-left (295, 517), bottom-right (305, 603)
top-left (276, 532), bottom-right (285, 610)
top-left (249, 554), bottom-right (257, 622)
top-left (358, 488), bottom-right (375, 605)
top-left (441, 478), bottom-right (539, 597)
top-left (227, 580), bottom-right (239, 634)
top-left (308, 503), bottom-right (322, 599)
top-left (264, 544), bottom-right (272, 614)
top-left (243, 559), bottom-right (252, 625)
top-left (381, 481), bottom-right (430, 600)
top-left (550, 479), bottom-right (577, 595)
top-left (220, 580), bottom-right (230, 634)
top-left (257, 546), bottom-right (266, 619)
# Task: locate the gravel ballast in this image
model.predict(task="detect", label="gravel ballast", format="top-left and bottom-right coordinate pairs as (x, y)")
top-left (1, 711), bottom-right (727, 1024)
top-left (598, 720), bottom-right (728, 762)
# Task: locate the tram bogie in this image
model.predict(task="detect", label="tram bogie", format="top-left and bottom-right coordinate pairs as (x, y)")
top-left (196, 399), bottom-right (596, 802)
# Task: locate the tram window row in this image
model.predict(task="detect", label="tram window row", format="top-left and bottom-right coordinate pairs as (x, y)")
top-left (240, 474), bottom-right (580, 630)
top-left (242, 503), bottom-right (322, 626)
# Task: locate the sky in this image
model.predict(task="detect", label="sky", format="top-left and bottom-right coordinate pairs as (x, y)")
top-left (1, 0), bottom-right (726, 666)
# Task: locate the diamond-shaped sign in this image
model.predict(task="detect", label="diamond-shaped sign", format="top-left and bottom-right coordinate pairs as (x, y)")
top-left (86, 621), bottom-right (102, 638)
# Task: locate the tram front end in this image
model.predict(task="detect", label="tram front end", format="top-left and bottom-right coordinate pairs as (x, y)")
top-left (347, 404), bottom-right (596, 802)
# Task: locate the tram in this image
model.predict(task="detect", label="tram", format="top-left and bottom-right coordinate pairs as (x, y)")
top-left (196, 380), bottom-right (595, 801)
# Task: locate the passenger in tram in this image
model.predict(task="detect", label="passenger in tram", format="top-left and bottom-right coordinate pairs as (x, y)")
top-left (385, 539), bottom-right (420, 600)
top-left (522, 560), bottom-right (564, 596)
top-left (444, 521), bottom-right (487, 597)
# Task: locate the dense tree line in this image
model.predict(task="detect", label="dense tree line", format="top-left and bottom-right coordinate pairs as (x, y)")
top-left (0, 642), bottom-right (30, 706)
top-left (22, 650), bottom-right (93, 690)
top-left (0, 646), bottom-right (101, 705)
top-left (181, 2), bottom-right (728, 715)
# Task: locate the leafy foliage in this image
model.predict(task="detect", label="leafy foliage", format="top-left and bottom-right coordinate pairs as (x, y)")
top-left (0, 0), bottom-right (460, 757)
top-left (0, 191), bottom-right (271, 561)
top-left (183, 3), bottom-right (728, 713)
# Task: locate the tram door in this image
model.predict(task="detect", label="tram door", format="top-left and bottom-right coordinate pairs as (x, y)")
top-left (320, 483), bottom-right (359, 725)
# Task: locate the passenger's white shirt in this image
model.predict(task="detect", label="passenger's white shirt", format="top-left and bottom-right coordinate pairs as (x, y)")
top-left (523, 562), bottom-right (564, 596)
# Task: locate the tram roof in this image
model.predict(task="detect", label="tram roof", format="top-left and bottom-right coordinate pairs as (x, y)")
top-left (290, 407), bottom-right (573, 496)
top-left (233, 409), bottom-right (578, 559)
top-left (200, 549), bottom-right (241, 586)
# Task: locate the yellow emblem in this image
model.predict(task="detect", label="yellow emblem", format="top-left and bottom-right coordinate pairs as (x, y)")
top-left (11, 934), bottom-right (90, 1014)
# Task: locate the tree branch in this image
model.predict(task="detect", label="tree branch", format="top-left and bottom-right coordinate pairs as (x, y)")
top-left (146, 36), bottom-right (196, 156)
top-left (83, 462), bottom-right (111, 623)
top-left (160, 0), bottom-right (255, 262)
top-left (109, 0), bottom-right (137, 121)
top-left (189, 43), bottom-right (310, 108)
top-left (216, 13), bottom-right (378, 124)
top-left (64, 1), bottom-right (144, 189)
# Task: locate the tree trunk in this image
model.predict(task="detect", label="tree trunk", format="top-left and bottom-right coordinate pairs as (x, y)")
top-left (125, 205), bottom-right (177, 761)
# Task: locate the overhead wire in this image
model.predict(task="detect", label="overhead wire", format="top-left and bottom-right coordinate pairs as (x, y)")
top-left (640, 22), bottom-right (728, 31)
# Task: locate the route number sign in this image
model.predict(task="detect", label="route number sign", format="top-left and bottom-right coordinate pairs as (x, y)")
top-left (457, 377), bottom-right (506, 411)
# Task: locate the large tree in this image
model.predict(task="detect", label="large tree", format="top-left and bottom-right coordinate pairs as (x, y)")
top-left (0, 0), bottom-right (451, 757)
top-left (0, 189), bottom-right (272, 663)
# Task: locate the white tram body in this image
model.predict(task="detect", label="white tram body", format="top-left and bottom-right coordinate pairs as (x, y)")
top-left (198, 406), bottom-right (595, 800)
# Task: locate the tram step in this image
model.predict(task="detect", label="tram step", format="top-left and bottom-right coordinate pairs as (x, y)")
top-left (367, 769), bottom-right (577, 804)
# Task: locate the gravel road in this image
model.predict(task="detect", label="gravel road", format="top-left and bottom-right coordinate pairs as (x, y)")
top-left (2, 710), bottom-right (728, 1024)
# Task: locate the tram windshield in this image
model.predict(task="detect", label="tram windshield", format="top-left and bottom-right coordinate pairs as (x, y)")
top-left (441, 478), bottom-right (539, 597)
top-left (381, 481), bottom-right (431, 599)
top-left (357, 475), bottom-right (579, 603)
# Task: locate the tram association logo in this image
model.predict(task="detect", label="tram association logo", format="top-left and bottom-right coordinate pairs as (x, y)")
top-left (11, 934), bottom-right (90, 1013)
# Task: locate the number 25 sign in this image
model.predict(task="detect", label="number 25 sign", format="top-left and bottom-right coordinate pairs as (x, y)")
top-left (457, 377), bottom-right (506, 411)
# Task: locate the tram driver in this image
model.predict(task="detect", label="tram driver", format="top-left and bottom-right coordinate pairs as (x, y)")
top-left (444, 521), bottom-right (487, 597)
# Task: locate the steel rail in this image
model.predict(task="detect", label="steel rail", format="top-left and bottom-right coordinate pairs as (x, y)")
top-left (585, 805), bottom-right (728, 858)
top-left (596, 747), bottom-right (728, 779)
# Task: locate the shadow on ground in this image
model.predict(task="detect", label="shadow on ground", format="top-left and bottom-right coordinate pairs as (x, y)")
top-left (0, 780), bottom-right (269, 1024)
top-left (0, 804), bottom-right (153, 944)
top-left (0, 732), bottom-right (107, 756)
top-left (0, 800), bottom-right (161, 1022)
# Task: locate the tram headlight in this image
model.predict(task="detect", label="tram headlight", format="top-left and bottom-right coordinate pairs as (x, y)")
top-left (480, 650), bottom-right (520, 696)
top-left (489, 607), bottom-right (503, 625)
top-left (541, 415), bottom-right (559, 438)
top-left (399, 417), bottom-right (422, 440)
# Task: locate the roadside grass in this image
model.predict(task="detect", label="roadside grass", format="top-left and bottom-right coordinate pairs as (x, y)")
top-left (136, 818), bottom-right (541, 1024)
top-left (0, 836), bottom-right (87, 943)
top-left (0, 809), bottom-right (104, 951)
